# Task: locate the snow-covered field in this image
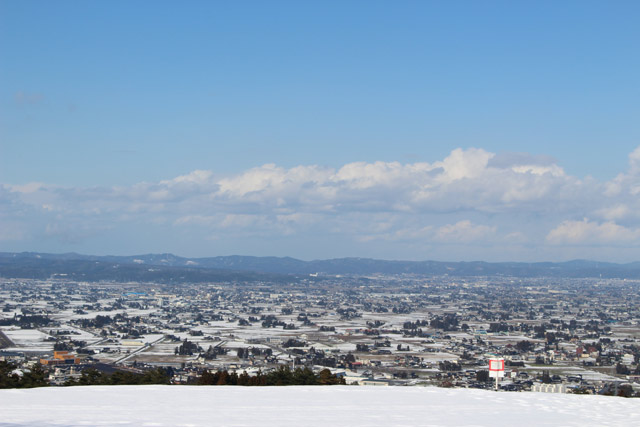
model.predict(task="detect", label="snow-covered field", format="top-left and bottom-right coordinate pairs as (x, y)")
top-left (1, 385), bottom-right (639, 427)
top-left (0, 327), bottom-right (53, 352)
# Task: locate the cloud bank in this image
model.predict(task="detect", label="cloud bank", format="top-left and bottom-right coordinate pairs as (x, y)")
top-left (3, 147), bottom-right (640, 261)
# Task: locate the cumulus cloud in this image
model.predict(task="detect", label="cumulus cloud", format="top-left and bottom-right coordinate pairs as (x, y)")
top-left (546, 219), bottom-right (640, 245)
top-left (4, 146), bottom-right (640, 258)
top-left (203, 147), bottom-right (585, 215)
top-left (596, 205), bottom-right (630, 221)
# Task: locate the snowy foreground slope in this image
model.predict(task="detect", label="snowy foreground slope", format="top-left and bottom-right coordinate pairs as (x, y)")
top-left (1, 385), bottom-right (639, 427)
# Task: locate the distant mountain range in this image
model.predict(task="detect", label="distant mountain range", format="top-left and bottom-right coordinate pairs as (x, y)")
top-left (2, 251), bottom-right (640, 281)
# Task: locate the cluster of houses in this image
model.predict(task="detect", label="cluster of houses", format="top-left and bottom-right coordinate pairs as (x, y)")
top-left (1, 275), bottom-right (639, 395)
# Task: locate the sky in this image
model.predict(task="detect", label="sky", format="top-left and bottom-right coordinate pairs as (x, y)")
top-left (1, 1), bottom-right (640, 262)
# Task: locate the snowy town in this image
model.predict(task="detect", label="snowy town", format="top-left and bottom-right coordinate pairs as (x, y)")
top-left (2, 275), bottom-right (639, 396)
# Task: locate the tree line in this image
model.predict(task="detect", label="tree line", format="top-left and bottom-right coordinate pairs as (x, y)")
top-left (0, 361), bottom-right (49, 388)
top-left (1, 361), bottom-right (345, 388)
top-left (196, 365), bottom-right (345, 386)
top-left (64, 367), bottom-right (172, 386)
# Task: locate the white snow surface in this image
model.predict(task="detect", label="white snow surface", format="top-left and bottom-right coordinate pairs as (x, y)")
top-left (1, 385), bottom-right (639, 427)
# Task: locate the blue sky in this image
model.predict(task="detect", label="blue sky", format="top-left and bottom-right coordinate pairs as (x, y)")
top-left (1, 1), bottom-right (640, 261)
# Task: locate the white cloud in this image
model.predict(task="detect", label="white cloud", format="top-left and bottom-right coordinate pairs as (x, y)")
top-left (629, 147), bottom-right (640, 174)
top-left (5, 146), bottom-right (640, 259)
top-left (163, 170), bottom-right (213, 186)
top-left (435, 148), bottom-right (494, 181)
top-left (546, 219), bottom-right (640, 245)
top-left (511, 164), bottom-right (564, 176)
top-left (203, 147), bottom-right (587, 216)
top-left (4, 147), bottom-right (588, 220)
top-left (8, 182), bottom-right (45, 193)
top-left (596, 204), bottom-right (630, 221)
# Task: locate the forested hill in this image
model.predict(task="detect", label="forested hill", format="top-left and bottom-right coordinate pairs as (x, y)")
top-left (2, 252), bottom-right (640, 280)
